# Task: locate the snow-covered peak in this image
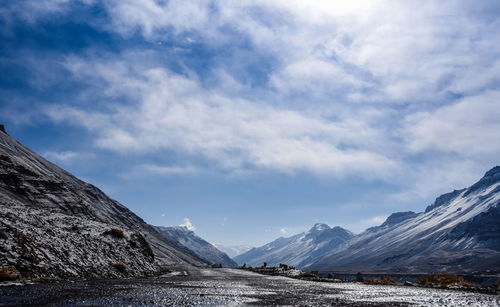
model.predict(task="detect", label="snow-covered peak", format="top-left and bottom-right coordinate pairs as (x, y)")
top-left (234, 223), bottom-right (354, 268)
top-left (310, 223), bottom-right (330, 232)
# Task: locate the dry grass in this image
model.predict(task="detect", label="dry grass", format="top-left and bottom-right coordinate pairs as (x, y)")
top-left (363, 276), bottom-right (397, 285)
top-left (0, 266), bottom-right (22, 281)
top-left (112, 263), bottom-right (127, 273)
top-left (416, 274), bottom-right (474, 287)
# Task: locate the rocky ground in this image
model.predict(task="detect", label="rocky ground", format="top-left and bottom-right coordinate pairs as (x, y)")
top-left (0, 268), bottom-right (498, 306)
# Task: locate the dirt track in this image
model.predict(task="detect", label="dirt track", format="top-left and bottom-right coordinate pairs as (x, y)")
top-left (0, 268), bottom-right (498, 306)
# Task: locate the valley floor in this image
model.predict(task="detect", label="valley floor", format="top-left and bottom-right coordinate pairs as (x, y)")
top-left (0, 268), bottom-right (498, 306)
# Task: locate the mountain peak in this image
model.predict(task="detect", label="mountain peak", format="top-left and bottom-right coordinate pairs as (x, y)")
top-left (482, 166), bottom-right (500, 179)
top-left (311, 223), bottom-right (330, 232)
top-left (381, 211), bottom-right (417, 227)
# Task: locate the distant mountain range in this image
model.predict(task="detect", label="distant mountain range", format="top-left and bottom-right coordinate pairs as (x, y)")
top-left (1, 127), bottom-right (498, 277)
top-left (155, 226), bottom-right (237, 268)
top-left (234, 223), bottom-right (354, 268)
top-left (0, 129), bottom-right (207, 279)
top-left (237, 167), bottom-right (500, 274)
top-left (216, 244), bottom-right (253, 258)
top-left (308, 166), bottom-right (500, 273)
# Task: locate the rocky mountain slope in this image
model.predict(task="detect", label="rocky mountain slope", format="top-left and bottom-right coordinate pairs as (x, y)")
top-left (0, 129), bottom-right (207, 280)
top-left (154, 226), bottom-right (237, 268)
top-left (308, 167), bottom-right (500, 273)
top-left (234, 223), bottom-right (355, 268)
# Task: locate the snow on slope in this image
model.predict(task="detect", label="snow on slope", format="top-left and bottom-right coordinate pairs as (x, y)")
top-left (309, 167), bottom-right (500, 273)
top-left (234, 223), bottom-right (355, 268)
top-left (0, 129), bottom-right (207, 279)
top-left (154, 226), bottom-right (237, 268)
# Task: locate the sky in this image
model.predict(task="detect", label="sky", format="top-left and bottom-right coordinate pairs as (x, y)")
top-left (1, 0), bottom-right (500, 247)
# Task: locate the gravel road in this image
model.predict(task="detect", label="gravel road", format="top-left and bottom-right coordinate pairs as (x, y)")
top-left (0, 268), bottom-right (498, 306)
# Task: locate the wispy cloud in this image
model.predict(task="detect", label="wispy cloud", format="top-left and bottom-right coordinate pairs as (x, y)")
top-left (141, 164), bottom-right (199, 176)
top-left (361, 215), bottom-right (387, 227)
top-left (45, 57), bottom-right (398, 179)
top-left (42, 150), bottom-right (94, 164)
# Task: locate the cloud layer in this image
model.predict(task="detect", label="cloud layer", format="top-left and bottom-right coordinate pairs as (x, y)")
top-left (4, 0), bottom-right (500, 200)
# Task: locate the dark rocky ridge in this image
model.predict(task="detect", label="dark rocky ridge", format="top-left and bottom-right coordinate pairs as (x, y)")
top-left (0, 129), bottom-right (207, 279)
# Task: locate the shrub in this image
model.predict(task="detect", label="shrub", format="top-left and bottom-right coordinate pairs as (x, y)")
top-left (0, 266), bottom-right (22, 281)
top-left (105, 228), bottom-right (126, 239)
top-left (298, 271), bottom-right (318, 278)
top-left (416, 274), bottom-right (474, 287)
top-left (363, 276), bottom-right (397, 285)
top-left (112, 263), bottom-right (127, 273)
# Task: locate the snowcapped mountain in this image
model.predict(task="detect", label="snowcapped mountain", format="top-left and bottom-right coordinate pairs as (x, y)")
top-left (234, 223), bottom-right (355, 268)
top-left (0, 129), bottom-right (207, 279)
top-left (308, 166), bottom-right (500, 273)
top-left (216, 244), bottom-right (253, 258)
top-left (154, 226), bottom-right (237, 268)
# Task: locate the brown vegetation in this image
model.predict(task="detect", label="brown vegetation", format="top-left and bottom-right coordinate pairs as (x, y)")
top-left (416, 274), bottom-right (474, 287)
top-left (0, 266), bottom-right (22, 281)
top-left (363, 276), bottom-right (397, 285)
top-left (105, 228), bottom-right (126, 239)
top-left (298, 271), bottom-right (318, 278)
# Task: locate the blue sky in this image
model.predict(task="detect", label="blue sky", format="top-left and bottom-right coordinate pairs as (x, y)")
top-left (1, 0), bottom-right (500, 247)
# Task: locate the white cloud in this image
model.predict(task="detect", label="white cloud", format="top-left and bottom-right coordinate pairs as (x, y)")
top-left (43, 150), bottom-right (93, 163)
top-left (102, 1), bottom-right (500, 105)
top-left (403, 91), bottom-right (500, 157)
top-left (31, 1), bottom-right (500, 199)
top-left (280, 228), bottom-right (288, 235)
top-left (45, 58), bottom-right (398, 178)
top-left (180, 218), bottom-right (196, 231)
top-left (361, 215), bottom-right (387, 226)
